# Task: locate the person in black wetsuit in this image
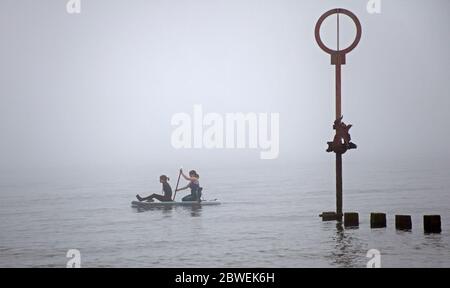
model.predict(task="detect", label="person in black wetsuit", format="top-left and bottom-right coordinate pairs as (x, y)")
top-left (136, 175), bottom-right (173, 202)
top-left (175, 169), bottom-right (202, 202)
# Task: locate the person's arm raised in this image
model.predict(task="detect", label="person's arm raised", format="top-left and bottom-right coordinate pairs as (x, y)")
top-left (181, 170), bottom-right (191, 181)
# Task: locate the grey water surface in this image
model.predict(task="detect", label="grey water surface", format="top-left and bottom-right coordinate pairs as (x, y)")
top-left (0, 161), bottom-right (449, 268)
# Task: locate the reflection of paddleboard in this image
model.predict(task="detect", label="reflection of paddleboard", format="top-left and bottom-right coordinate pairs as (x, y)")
top-left (131, 200), bottom-right (221, 208)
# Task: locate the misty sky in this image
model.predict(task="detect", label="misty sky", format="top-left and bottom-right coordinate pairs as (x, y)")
top-left (1, 0), bottom-right (449, 174)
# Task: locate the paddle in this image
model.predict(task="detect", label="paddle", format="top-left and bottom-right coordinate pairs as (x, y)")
top-left (172, 168), bottom-right (182, 201)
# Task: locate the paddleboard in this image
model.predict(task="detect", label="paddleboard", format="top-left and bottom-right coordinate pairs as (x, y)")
top-left (131, 200), bottom-right (221, 208)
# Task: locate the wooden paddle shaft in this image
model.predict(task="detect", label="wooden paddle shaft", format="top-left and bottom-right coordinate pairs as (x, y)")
top-left (172, 169), bottom-right (182, 201)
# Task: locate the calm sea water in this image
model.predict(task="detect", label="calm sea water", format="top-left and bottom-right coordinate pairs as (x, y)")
top-left (0, 160), bottom-right (449, 268)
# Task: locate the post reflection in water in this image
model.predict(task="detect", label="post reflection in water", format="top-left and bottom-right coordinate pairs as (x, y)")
top-left (327, 223), bottom-right (366, 268)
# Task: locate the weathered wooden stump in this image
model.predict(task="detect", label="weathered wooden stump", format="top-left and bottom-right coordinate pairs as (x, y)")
top-left (319, 212), bottom-right (337, 221)
top-left (395, 215), bottom-right (412, 230)
top-left (424, 215), bottom-right (441, 233)
top-left (344, 212), bottom-right (359, 227)
top-left (370, 213), bottom-right (386, 228)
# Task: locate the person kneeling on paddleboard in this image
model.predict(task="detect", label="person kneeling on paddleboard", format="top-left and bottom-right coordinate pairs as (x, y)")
top-left (136, 175), bottom-right (172, 202)
top-left (176, 169), bottom-right (202, 202)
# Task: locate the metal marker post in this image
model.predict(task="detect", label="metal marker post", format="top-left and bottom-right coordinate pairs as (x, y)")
top-left (315, 9), bottom-right (362, 222)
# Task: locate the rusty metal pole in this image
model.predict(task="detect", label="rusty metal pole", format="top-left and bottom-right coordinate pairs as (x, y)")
top-left (335, 62), bottom-right (343, 221)
top-left (315, 9), bottom-right (362, 222)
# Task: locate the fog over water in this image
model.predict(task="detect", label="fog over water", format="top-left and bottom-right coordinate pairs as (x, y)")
top-left (1, 0), bottom-right (449, 173)
top-left (0, 0), bottom-right (450, 267)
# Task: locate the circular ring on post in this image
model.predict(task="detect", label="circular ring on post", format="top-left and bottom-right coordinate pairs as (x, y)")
top-left (315, 8), bottom-right (362, 55)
